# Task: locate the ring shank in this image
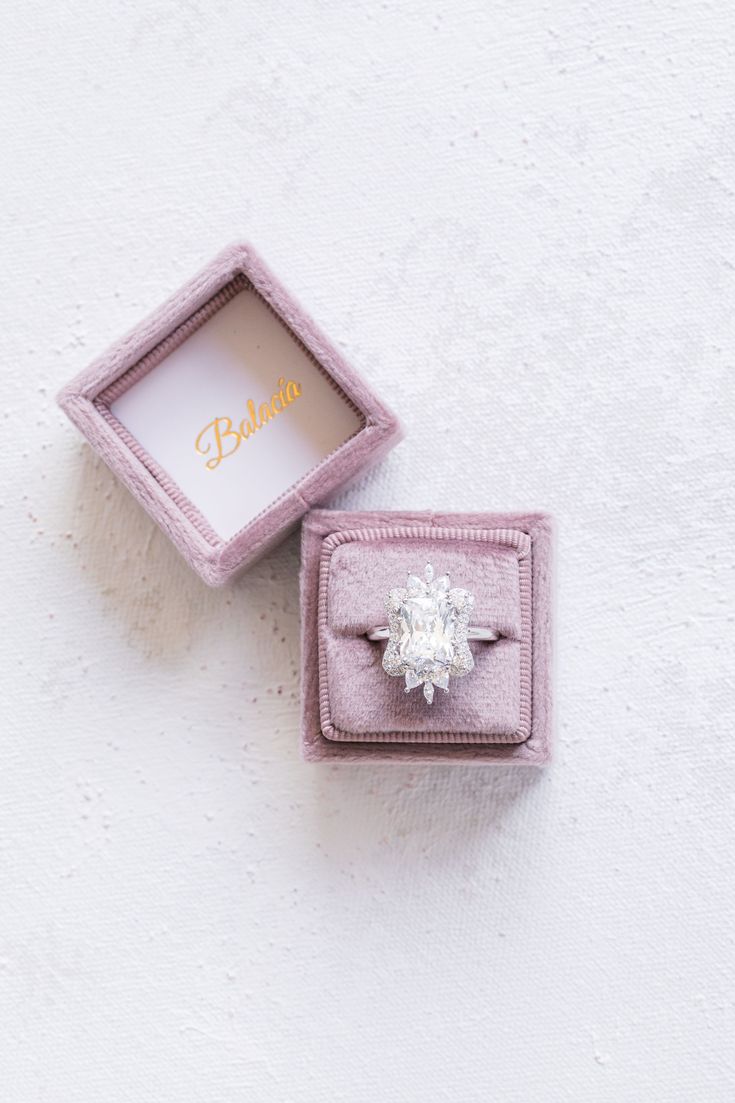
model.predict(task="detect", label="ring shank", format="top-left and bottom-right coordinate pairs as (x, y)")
top-left (366, 626), bottom-right (500, 642)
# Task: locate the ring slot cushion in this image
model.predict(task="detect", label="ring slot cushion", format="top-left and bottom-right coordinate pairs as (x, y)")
top-left (321, 528), bottom-right (529, 743)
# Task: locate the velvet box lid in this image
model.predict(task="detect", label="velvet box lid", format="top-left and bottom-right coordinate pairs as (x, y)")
top-left (57, 244), bottom-right (402, 585)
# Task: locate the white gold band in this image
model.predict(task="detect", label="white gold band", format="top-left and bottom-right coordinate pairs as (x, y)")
top-left (367, 625), bottom-right (500, 642)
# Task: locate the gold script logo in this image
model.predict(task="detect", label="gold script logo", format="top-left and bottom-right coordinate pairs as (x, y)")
top-left (195, 377), bottom-right (302, 470)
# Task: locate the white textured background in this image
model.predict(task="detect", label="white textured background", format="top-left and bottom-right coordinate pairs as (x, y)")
top-left (1, 3), bottom-right (734, 1100)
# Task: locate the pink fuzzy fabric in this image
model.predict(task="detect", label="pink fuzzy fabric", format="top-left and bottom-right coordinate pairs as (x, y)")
top-left (300, 510), bottom-right (553, 765)
top-left (57, 244), bottom-right (403, 585)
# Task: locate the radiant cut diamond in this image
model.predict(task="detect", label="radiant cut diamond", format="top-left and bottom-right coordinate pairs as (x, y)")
top-left (382, 562), bottom-right (475, 704)
top-left (398, 586), bottom-right (457, 679)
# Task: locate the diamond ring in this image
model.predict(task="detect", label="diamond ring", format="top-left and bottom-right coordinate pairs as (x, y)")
top-left (366, 563), bottom-right (501, 704)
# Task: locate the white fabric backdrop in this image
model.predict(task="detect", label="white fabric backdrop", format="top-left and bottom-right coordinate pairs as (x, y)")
top-left (1, 2), bottom-right (733, 1099)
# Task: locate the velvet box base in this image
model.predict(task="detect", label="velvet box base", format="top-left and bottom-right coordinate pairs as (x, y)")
top-left (300, 510), bottom-right (553, 764)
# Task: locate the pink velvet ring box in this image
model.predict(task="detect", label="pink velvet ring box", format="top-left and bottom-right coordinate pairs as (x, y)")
top-left (57, 244), bottom-right (402, 585)
top-left (301, 509), bottom-right (552, 764)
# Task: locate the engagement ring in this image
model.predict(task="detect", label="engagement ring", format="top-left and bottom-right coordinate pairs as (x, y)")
top-left (366, 563), bottom-right (500, 704)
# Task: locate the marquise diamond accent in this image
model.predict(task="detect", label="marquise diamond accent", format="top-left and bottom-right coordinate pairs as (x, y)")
top-left (382, 563), bottom-right (475, 704)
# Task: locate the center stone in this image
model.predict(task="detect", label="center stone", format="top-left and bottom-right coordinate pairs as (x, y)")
top-left (398, 590), bottom-right (457, 678)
